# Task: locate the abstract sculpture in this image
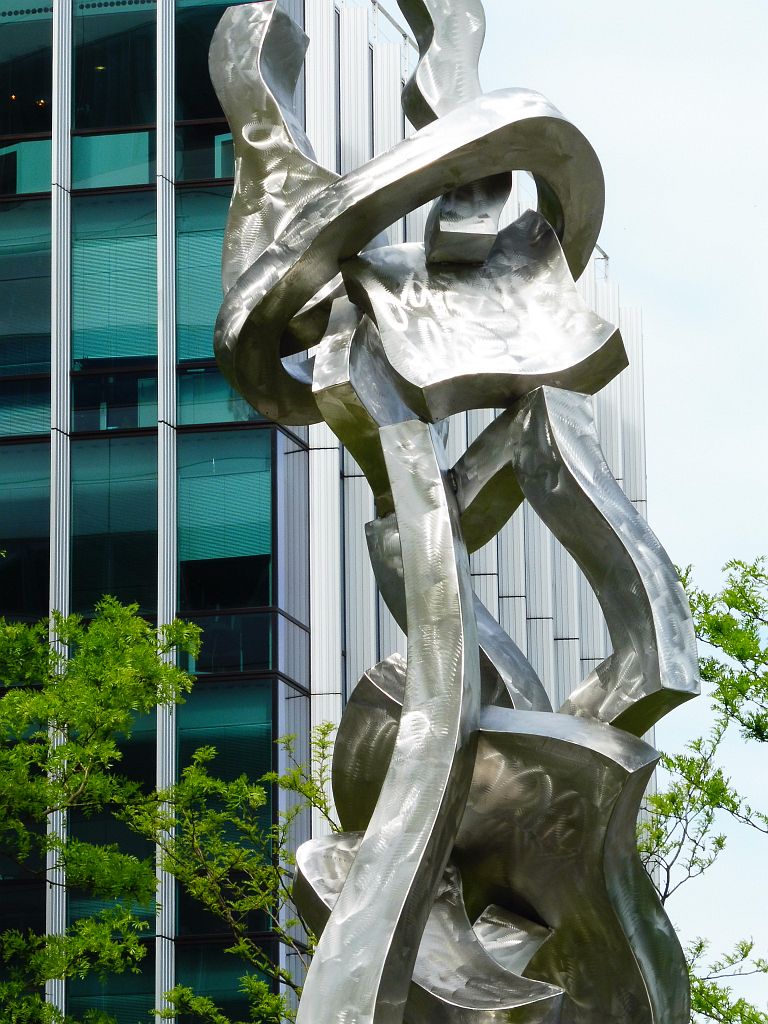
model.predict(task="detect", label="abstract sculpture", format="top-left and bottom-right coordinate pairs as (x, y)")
top-left (210, 3), bottom-right (700, 1022)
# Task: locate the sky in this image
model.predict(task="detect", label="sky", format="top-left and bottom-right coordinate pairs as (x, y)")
top-left (476, 0), bottom-right (768, 1003)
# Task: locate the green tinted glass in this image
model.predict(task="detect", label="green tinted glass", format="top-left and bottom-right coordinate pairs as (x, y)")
top-left (72, 191), bottom-right (157, 366)
top-left (176, 187), bottom-right (229, 361)
top-left (177, 943), bottom-right (274, 1022)
top-left (0, 377), bottom-right (49, 436)
top-left (73, 3), bottom-right (156, 131)
top-left (0, 139), bottom-right (51, 196)
top-left (177, 429), bottom-right (272, 612)
top-left (178, 365), bottom-right (259, 426)
top-left (0, 441), bottom-right (50, 620)
top-left (72, 131), bottom-right (156, 190)
top-left (0, 6), bottom-right (53, 141)
top-left (0, 198), bottom-right (51, 375)
top-left (68, 946), bottom-right (155, 1024)
top-left (71, 435), bottom-right (157, 615)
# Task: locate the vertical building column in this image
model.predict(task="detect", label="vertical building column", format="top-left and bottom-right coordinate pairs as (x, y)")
top-left (305, 0), bottom-right (344, 835)
top-left (308, 422), bottom-right (343, 835)
top-left (47, 0), bottom-right (72, 1012)
top-left (155, 0), bottom-right (177, 1010)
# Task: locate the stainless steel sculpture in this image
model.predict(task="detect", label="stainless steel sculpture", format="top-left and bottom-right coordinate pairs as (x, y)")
top-left (210, 2), bottom-right (700, 1022)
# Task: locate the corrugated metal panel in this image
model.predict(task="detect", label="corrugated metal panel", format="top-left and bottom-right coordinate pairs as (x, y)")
top-left (523, 504), bottom-right (555, 695)
top-left (498, 596), bottom-right (527, 655)
top-left (498, 506), bottom-right (526, 597)
top-left (578, 568), bottom-right (611, 667)
top-left (308, 422), bottom-right (344, 835)
top-left (305, 0), bottom-right (337, 170)
top-left (372, 37), bottom-right (404, 242)
top-left (378, 592), bottom-right (407, 659)
top-left (620, 308), bottom-right (648, 512)
top-left (472, 575), bottom-right (499, 617)
top-left (343, 474), bottom-right (379, 693)
top-left (551, 539), bottom-right (581, 706)
top-left (339, 4), bottom-right (371, 173)
top-left (444, 411), bottom-right (468, 468)
top-left (276, 434), bottom-right (310, 626)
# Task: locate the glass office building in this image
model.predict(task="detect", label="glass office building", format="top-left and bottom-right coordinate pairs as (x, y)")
top-left (0, 0), bottom-right (648, 1018)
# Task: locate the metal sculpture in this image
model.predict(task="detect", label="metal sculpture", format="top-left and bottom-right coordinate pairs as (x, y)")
top-left (210, 2), bottom-right (700, 1022)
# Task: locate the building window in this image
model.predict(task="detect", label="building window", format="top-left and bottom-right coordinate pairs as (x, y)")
top-left (0, 440), bottom-right (50, 621)
top-left (176, 678), bottom-right (273, 935)
top-left (71, 435), bottom-right (158, 616)
top-left (176, 187), bottom-right (228, 364)
top-left (72, 191), bottom-right (157, 366)
top-left (0, 198), bottom-right (51, 377)
top-left (175, 0), bottom-right (236, 182)
top-left (72, 3), bottom-right (157, 189)
top-left (71, 191), bottom-right (157, 431)
top-left (68, 946), bottom-right (156, 1023)
top-left (178, 429), bottom-right (272, 613)
top-left (0, 7), bottom-right (52, 196)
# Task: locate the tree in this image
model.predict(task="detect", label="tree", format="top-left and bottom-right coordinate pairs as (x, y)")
top-left (638, 558), bottom-right (768, 1024)
top-left (0, 597), bottom-right (199, 1022)
top-left (123, 724), bottom-right (336, 1024)
top-left (0, 597), bottom-right (333, 1024)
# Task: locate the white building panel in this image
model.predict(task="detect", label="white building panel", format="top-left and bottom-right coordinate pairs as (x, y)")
top-left (343, 474), bottom-right (379, 693)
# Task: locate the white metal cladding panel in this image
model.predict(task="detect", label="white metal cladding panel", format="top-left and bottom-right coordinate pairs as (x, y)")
top-left (279, 683), bottom-right (312, 840)
top-left (523, 505), bottom-right (555, 694)
top-left (343, 474), bottom-right (379, 693)
top-left (276, 433), bottom-right (310, 625)
top-left (578, 569), bottom-right (611, 664)
top-left (553, 639), bottom-right (581, 709)
top-left (472, 575), bottom-right (499, 618)
top-left (551, 540), bottom-right (581, 705)
top-left (471, 536), bottom-right (498, 580)
top-left (445, 411), bottom-right (468, 468)
top-left (309, 423), bottom-right (344, 709)
top-left (378, 592), bottom-right (407, 659)
top-left (552, 538), bottom-right (579, 639)
top-left (595, 378), bottom-right (624, 485)
top-left (372, 38), bottom-right (405, 243)
top-left (619, 308), bottom-right (648, 509)
top-left (523, 505), bottom-right (553, 618)
top-left (339, 4), bottom-right (371, 173)
top-left (498, 596), bottom-right (528, 655)
top-left (466, 407), bottom-right (495, 444)
top-left (526, 616), bottom-right (555, 698)
top-left (279, 0), bottom-right (305, 29)
top-left (305, 0), bottom-right (337, 170)
top-left (498, 506), bottom-right (527, 599)
top-left (157, 422), bottom-right (177, 629)
top-left (309, 688), bottom-right (343, 835)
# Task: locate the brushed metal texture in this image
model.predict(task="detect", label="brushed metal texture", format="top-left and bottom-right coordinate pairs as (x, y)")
top-left (210, 4), bottom-right (698, 1023)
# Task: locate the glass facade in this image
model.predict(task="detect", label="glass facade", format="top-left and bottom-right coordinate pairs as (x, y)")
top-left (0, 0), bottom-right (311, 1016)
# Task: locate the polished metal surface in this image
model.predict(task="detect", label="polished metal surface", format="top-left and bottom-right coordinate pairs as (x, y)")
top-left (396, 0), bottom-right (512, 264)
top-left (210, 3), bottom-right (699, 1022)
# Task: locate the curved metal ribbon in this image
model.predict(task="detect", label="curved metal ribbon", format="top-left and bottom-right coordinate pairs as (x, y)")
top-left (295, 420), bottom-right (481, 1024)
top-left (214, 88), bottom-right (605, 424)
top-left (396, 0), bottom-right (512, 263)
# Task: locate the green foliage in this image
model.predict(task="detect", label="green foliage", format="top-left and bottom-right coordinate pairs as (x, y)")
top-left (0, 598), bottom-right (199, 1024)
top-left (639, 559), bottom-right (768, 1023)
top-left (683, 559), bottom-right (768, 743)
top-left (125, 724), bottom-right (337, 1024)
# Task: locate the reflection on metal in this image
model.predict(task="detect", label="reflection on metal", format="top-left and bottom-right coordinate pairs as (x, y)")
top-left (210, 2), bottom-right (700, 1022)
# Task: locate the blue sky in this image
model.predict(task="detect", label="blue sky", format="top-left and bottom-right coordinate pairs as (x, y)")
top-left (477, 0), bottom-right (768, 1001)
